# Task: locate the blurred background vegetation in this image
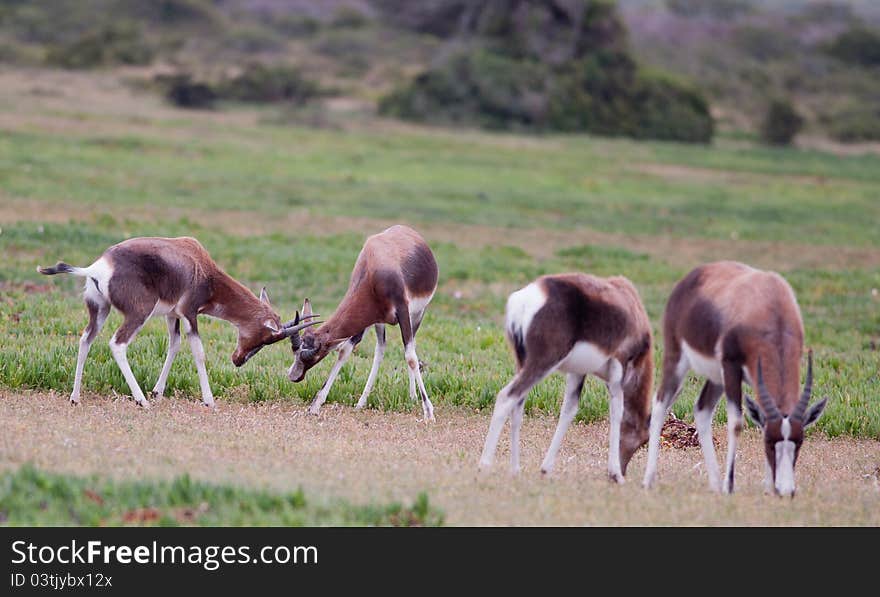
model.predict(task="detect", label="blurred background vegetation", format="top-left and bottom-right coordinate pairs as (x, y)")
top-left (0, 0), bottom-right (878, 146)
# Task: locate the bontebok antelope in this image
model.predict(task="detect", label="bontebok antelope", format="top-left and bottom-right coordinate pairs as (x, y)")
top-left (642, 261), bottom-right (827, 496)
top-left (479, 273), bottom-right (654, 481)
top-left (38, 236), bottom-right (318, 407)
top-left (287, 225), bottom-right (439, 421)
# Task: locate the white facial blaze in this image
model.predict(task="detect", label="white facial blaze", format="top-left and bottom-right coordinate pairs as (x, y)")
top-left (775, 417), bottom-right (796, 496)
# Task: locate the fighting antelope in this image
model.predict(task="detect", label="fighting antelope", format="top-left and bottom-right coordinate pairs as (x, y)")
top-left (479, 273), bottom-right (654, 481)
top-left (37, 236), bottom-right (318, 407)
top-left (642, 261), bottom-right (827, 496)
top-left (287, 225), bottom-right (438, 421)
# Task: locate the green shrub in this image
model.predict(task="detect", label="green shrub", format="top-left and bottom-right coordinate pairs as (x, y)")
top-left (45, 23), bottom-right (153, 69)
top-left (329, 7), bottom-right (370, 29)
top-left (157, 73), bottom-right (217, 109)
top-left (380, 48), bottom-right (549, 130)
top-left (630, 71), bottom-right (714, 143)
top-left (219, 63), bottom-right (322, 104)
top-left (379, 0), bottom-right (713, 142)
top-left (761, 98), bottom-right (804, 145)
top-left (828, 106), bottom-right (880, 142)
top-left (825, 27), bottom-right (880, 67)
top-left (382, 47), bottom-right (714, 143)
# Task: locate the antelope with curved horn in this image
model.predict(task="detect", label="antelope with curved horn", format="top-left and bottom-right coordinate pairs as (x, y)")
top-left (287, 225), bottom-right (438, 421)
top-left (38, 236), bottom-right (319, 407)
top-left (642, 261), bottom-right (828, 496)
top-left (479, 273), bottom-right (654, 481)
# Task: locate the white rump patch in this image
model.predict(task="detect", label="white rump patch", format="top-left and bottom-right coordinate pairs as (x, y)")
top-left (407, 291), bottom-right (434, 326)
top-left (82, 257), bottom-right (113, 304)
top-left (558, 341), bottom-right (612, 377)
top-left (682, 340), bottom-right (723, 385)
top-left (505, 283), bottom-right (546, 341)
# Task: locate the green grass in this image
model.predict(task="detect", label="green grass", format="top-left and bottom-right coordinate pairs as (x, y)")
top-left (0, 465), bottom-right (442, 526)
top-left (1, 218), bottom-right (877, 438)
top-left (0, 77), bottom-right (878, 440)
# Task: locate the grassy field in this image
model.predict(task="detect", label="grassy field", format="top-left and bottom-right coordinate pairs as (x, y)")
top-left (0, 68), bottom-right (878, 524)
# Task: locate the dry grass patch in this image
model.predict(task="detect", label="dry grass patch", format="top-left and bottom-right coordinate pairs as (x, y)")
top-left (1, 391), bottom-right (877, 526)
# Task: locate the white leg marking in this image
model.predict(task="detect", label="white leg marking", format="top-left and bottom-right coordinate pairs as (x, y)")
top-left (70, 305), bottom-right (109, 404)
top-left (152, 316), bottom-right (181, 398)
top-left (509, 398), bottom-right (526, 474)
top-left (186, 332), bottom-right (214, 407)
top-left (109, 336), bottom-right (148, 407)
top-left (763, 460), bottom-right (774, 495)
top-left (694, 403), bottom-right (722, 492)
top-left (308, 340), bottom-right (354, 415)
top-left (607, 360), bottom-right (625, 483)
top-left (723, 400), bottom-right (742, 494)
top-left (540, 373), bottom-right (583, 475)
top-left (355, 325), bottom-right (385, 410)
top-left (479, 384), bottom-right (520, 471)
top-left (643, 351), bottom-right (691, 489)
top-left (405, 342), bottom-right (434, 422)
top-left (642, 392), bottom-right (665, 488)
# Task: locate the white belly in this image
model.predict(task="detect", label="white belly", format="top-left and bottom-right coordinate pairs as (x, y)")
top-left (682, 341), bottom-right (724, 385)
top-left (557, 341), bottom-right (611, 376)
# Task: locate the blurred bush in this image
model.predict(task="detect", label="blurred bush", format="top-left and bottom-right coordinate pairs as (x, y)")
top-left (761, 99), bottom-right (804, 146)
top-left (825, 27), bottom-right (880, 67)
top-left (665, 0), bottom-right (753, 19)
top-left (156, 73), bottom-right (217, 109)
top-left (828, 106), bottom-right (880, 142)
top-left (379, 0), bottom-right (713, 142)
top-left (219, 63), bottom-right (323, 104)
top-left (46, 23), bottom-right (154, 69)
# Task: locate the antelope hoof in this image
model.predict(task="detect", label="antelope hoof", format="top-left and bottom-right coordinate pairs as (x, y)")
top-left (69, 397), bottom-right (80, 406)
top-left (137, 399), bottom-right (151, 409)
top-left (307, 404), bottom-right (321, 416)
top-left (149, 388), bottom-right (163, 399)
top-left (608, 471), bottom-right (625, 484)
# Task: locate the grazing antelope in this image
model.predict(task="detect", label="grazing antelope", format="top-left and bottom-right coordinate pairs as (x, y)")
top-left (287, 225), bottom-right (439, 421)
top-left (642, 261), bottom-right (827, 496)
top-left (37, 236), bottom-right (318, 407)
top-left (479, 273), bottom-right (654, 481)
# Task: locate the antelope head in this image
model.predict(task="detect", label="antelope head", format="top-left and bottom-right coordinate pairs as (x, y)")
top-left (744, 352), bottom-right (828, 497)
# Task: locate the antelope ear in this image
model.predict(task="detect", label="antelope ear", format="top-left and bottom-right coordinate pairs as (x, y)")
top-left (744, 395), bottom-right (764, 427)
top-left (264, 319), bottom-right (280, 333)
top-left (804, 396), bottom-right (828, 428)
top-left (301, 297), bottom-right (312, 318)
top-left (260, 287), bottom-right (271, 305)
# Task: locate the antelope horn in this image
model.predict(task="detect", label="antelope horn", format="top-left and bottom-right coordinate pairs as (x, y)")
top-left (281, 313), bottom-right (320, 329)
top-left (756, 358), bottom-right (782, 423)
top-left (792, 350), bottom-right (813, 423)
top-left (282, 318), bottom-right (322, 338)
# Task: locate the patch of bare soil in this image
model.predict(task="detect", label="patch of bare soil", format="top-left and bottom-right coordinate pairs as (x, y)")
top-left (660, 413), bottom-right (715, 449)
top-left (1, 391), bottom-right (877, 525)
top-left (632, 163), bottom-right (836, 187)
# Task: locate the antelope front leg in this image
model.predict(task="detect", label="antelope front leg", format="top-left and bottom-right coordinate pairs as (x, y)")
top-left (355, 324), bottom-right (385, 410)
top-left (308, 336), bottom-right (357, 415)
top-left (607, 363), bottom-right (625, 483)
top-left (182, 317), bottom-right (213, 408)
